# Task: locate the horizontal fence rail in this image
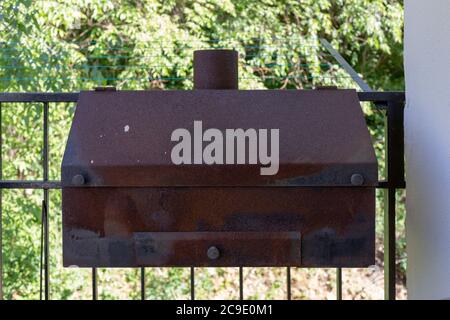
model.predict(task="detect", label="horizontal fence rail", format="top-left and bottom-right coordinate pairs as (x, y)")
top-left (0, 90), bottom-right (405, 300)
top-left (0, 91), bottom-right (405, 104)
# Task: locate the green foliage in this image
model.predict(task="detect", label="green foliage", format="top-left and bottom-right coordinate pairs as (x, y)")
top-left (0, 0), bottom-right (404, 299)
top-left (0, 0), bottom-right (404, 91)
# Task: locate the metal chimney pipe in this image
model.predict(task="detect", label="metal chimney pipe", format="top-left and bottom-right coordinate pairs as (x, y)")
top-left (193, 50), bottom-right (238, 89)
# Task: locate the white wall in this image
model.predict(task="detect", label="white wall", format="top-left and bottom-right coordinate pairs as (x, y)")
top-left (404, 0), bottom-right (450, 299)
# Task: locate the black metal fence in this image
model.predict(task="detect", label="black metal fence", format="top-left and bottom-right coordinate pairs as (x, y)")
top-left (0, 90), bottom-right (405, 300)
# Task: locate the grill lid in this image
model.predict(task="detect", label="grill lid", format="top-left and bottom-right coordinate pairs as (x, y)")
top-left (61, 89), bottom-right (377, 187)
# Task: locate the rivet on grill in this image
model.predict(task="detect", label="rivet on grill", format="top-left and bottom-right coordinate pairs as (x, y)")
top-left (351, 173), bottom-right (364, 186)
top-left (207, 246), bottom-right (220, 260)
top-left (72, 174), bottom-right (85, 186)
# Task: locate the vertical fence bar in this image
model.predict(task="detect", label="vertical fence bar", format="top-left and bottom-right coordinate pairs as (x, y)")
top-left (286, 267), bottom-right (291, 300)
top-left (190, 267), bottom-right (195, 300)
top-left (39, 200), bottom-right (44, 300)
top-left (43, 102), bottom-right (49, 300)
top-left (384, 100), bottom-right (405, 300)
top-left (239, 267), bottom-right (244, 300)
top-left (384, 188), bottom-right (396, 300)
top-left (0, 102), bottom-right (2, 300)
top-left (140, 267), bottom-right (146, 300)
top-left (336, 268), bottom-right (342, 300)
top-left (92, 268), bottom-right (98, 300)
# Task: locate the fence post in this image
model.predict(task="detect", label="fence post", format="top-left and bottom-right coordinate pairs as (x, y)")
top-left (384, 101), bottom-right (405, 300)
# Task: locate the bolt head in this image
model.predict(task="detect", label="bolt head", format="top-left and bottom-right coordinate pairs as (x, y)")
top-left (351, 173), bottom-right (364, 186)
top-left (72, 174), bottom-right (85, 186)
top-left (207, 246), bottom-right (220, 260)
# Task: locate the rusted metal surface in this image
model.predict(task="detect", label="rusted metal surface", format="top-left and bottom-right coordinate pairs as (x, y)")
top-left (61, 50), bottom-right (377, 268)
top-left (134, 232), bottom-right (302, 267)
top-left (194, 50), bottom-right (238, 89)
top-left (63, 187), bottom-right (374, 267)
top-left (61, 89), bottom-right (377, 187)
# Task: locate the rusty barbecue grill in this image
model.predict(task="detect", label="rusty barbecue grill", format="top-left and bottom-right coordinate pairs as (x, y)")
top-left (0, 42), bottom-right (405, 300)
top-left (61, 50), bottom-right (377, 268)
